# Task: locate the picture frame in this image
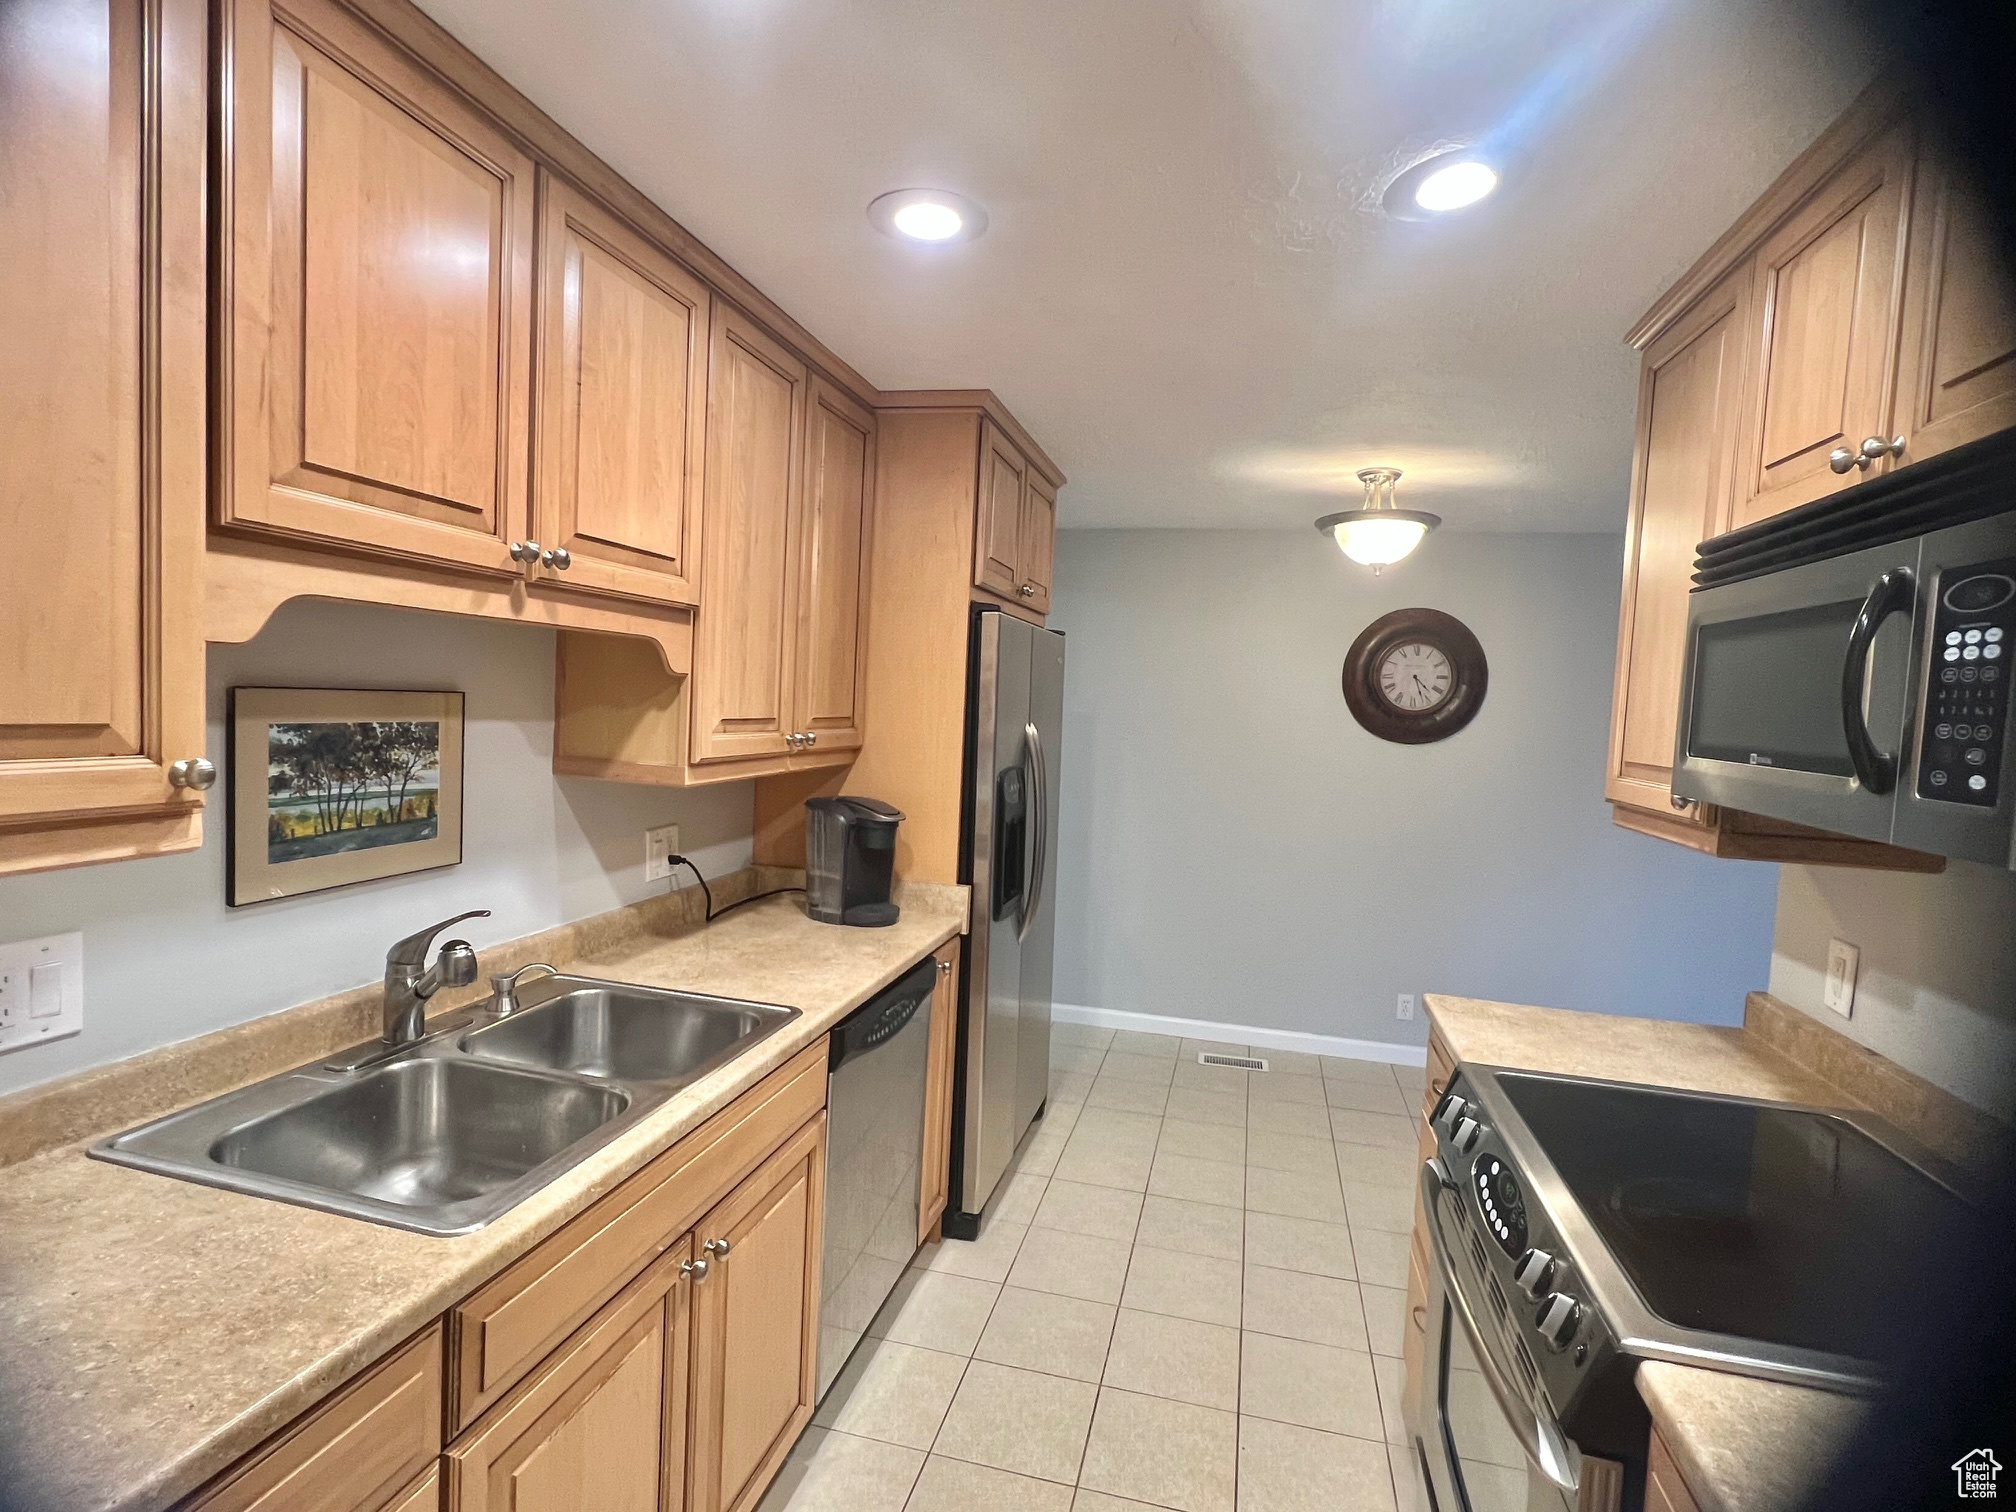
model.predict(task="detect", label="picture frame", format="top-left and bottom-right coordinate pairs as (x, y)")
top-left (228, 687), bottom-right (466, 907)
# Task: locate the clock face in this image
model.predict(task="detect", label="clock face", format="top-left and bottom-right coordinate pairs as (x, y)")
top-left (1377, 642), bottom-right (1453, 712)
top-left (1341, 608), bottom-right (1488, 744)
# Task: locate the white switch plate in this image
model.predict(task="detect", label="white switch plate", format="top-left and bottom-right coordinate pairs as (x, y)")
top-left (1396, 993), bottom-right (1416, 1022)
top-left (0, 931), bottom-right (84, 1055)
top-left (644, 824), bottom-right (681, 882)
top-left (1823, 939), bottom-right (1860, 1018)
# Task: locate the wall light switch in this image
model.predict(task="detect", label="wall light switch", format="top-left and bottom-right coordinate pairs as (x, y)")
top-left (1396, 993), bottom-right (1417, 1022)
top-left (0, 932), bottom-right (84, 1055)
top-left (1823, 939), bottom-right (1859, 1018)
top-left (644, 824), bottom-right (681, 883)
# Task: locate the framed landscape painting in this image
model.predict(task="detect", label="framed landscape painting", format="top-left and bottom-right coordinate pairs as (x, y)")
top-left (228, 688), bottom-right (466, 906)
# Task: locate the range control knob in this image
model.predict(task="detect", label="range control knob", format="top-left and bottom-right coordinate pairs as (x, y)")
top-left (1433, 1093), bottom-right (1468, 1136)
top-left (1536, 1293), bottom-right (1582, 1351)
top-left (1512, 1249), bottom-right (1557, 1300)
top-left (1452, 1116), bottom-right (1485, 1154)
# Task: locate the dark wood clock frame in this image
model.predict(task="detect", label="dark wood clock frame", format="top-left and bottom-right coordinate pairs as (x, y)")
top-left (1341, 608), bottom-right (1489, 744)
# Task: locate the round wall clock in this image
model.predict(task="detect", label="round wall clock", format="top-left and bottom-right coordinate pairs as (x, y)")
top-left (1341, 608), bottom-right (1488, 744)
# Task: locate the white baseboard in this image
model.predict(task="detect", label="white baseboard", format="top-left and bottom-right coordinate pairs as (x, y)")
top-left (1050, 1002), bottom-right (1428, 1068)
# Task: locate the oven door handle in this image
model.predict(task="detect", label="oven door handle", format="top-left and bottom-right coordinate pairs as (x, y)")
top-left (1420, 1161), bottom-right (1582, 1494)
top-left (1840, 567), bottom-right (1914, 795)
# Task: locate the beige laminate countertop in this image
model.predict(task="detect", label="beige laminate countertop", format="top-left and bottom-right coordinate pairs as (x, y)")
top-left (0, 886), bottom-right (966, 1512)
top-left (1423, 994), bottom-right (1866, 1512)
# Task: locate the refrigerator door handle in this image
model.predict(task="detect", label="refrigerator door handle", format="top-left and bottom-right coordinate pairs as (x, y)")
top-left (1018, 720), bottom-right (1047, 942)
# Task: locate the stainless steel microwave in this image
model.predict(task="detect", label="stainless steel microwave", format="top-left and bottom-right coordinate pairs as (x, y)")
top-left (1673, 441), bottom-right (2016, 868)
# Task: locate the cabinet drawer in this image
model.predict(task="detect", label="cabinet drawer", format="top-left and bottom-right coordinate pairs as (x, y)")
top-left (384, 1465), bottom-right (440, 1512)
top-left (185, 1325), bottom-right (442, 1512)
top-left (1647, 1426), bottom-right (1704, 1512)
top-left (448, 1041), bottom-right (826, 1430)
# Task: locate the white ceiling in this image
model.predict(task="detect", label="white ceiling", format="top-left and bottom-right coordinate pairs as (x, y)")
top-left (417, 0), bottom-right (1871, 531)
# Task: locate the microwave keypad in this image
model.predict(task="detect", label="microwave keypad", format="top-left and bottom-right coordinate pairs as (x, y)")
top-left (1918, 564), bottom-right (2014, 807)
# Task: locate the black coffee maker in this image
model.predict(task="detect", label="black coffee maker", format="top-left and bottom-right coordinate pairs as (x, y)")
top-left (804, 797), bottom-right (904, 927)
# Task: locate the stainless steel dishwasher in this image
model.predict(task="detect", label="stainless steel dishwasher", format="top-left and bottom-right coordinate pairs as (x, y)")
top-left (816, 957), bottom-right (937, 1400)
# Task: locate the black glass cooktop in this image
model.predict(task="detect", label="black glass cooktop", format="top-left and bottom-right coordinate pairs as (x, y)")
top-left (1497, 1072), bottom-right (1970, 1362)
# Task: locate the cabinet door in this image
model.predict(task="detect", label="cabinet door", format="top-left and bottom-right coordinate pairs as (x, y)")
top-left (687, 1114), bottom-right (826, 1512)
top-left (533, 173), bottom-right (708, 605)
top-left (1894, 153), bottom-right (2016, 463)
top-left (1020, 474), bottom-right (1057, 613)
top-left (0, 0), bottom-right (208, 876)
top-left (973, 422), bottom-right (1026, 599)
top-left (1734, 123), bottom-right (1911, 527)
top-left (689, 306), bottom-right (806, 764)
top-left (792, 379), bottom-right (876, 755)
top-left (219, 0), bottom-right (535, 574)
top-left (449, 1244), bottom-right (692, 1512)
top-left (1606, 268), bottom-right (1752, 821)
top-left (918, 943), bottom-right (960, 1245)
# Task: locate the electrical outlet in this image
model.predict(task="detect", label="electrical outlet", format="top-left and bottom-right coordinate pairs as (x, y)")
top-left (1823, 939), bottom-right (1859, 1018)
top-left (0, 931), bottom-right (84, 1056)
top-left (1396, 993), bottom-right (1416, 1022)
top-left (644, 824), bottom-right (681, 883)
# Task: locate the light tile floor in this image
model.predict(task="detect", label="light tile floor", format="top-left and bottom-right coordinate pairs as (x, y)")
top-left (761, 1027), bottom-right (1425, 1512)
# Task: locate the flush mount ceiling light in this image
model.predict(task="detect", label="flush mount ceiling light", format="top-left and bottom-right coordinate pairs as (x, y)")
top-left (1380, 149), bottom-right (1499, 221)
top-left (1315, 467), bottom-right (1441, 575)
top-left (867, 188), bottom-right (988, 244)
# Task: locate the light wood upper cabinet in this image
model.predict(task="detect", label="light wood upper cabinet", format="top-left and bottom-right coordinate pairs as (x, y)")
top-left (1894, 155), bottom-right (2016, 463)
top-left (448, 1244), bottom-right (691, 1512)
top-left (1021, 474), bottom-right (1057, 613)
top-left (218, 0), bottom-right (536, 575)
top-left (0, 0), bottom-right (209, 878)
top-left (532, 173), bottom-right (710, 606)
top-left (689, 307), bottom-right (808, 765)
top-left (793, 380), bottom-right (878, 755)
top-left (1607, 268), bottom-right (1751, 823)
top-left (687, 1114), bottom-right (826, 1512)
top-left (918, 942), bottom-right (960, 1246)
top-left (974, 422), bottom-right (1027, 600)
top-left (1733, 121), bottom-right (1912, 527)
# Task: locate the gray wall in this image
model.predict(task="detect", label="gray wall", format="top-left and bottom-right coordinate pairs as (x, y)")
top-left (1045, 529), bottom-right (1780, 1047)
top-left (1770, 862), bottom-right (2016, 1118)
top-left (0, 600), bottom-right (752, 1098)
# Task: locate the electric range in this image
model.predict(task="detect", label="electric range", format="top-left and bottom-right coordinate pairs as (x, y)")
top-left (1412, 1066), bottom-right (1975, 1512)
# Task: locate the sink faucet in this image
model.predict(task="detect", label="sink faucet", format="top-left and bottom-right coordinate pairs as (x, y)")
top-left (383, 910), bottom-right (489, 1046)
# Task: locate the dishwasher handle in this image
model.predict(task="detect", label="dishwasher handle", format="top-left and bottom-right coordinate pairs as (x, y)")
top-left (829, 959), bottom-right (938, 1072)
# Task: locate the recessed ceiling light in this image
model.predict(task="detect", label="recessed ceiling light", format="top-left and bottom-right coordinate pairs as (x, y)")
top-left (1380, 149), bottom-right (1500, 221)
top-left (1413, 160), bottom-right (1497, 213)
top-left (868, 188), bottom-right (988, 245)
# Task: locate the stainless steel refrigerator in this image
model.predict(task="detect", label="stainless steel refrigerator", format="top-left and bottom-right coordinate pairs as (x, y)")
top-left (944, 609), bottom-right (1065, 1238)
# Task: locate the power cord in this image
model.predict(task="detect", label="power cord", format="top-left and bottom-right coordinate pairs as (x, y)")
top-left (666, 854), bottom-right (804, 923)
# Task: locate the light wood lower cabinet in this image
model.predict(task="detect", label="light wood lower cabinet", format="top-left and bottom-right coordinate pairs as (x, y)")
top-left (1646, 1427), bottom-right (1705, 1512)
top-left (186, 1325), bottom-right (443, 1512)
top-left (686, 1114), bottom-right (828, 1512)
top-left (447, 1243), bottom-right (692, 1512)
top-left (384, 1467), bottom-right (441, 1512)
top-left (918, 941), bottom-right (961, 1244)
top-left (0, 0), bottom-right (209, 878)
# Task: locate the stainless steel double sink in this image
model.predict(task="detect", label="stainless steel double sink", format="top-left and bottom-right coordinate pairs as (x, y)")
top-left (91, 977), bottom-right (800, 1236)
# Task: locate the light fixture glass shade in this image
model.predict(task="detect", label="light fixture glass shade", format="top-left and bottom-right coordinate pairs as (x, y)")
top-left (1314, 467), bottom-right (1440, 575)
top-left (1331, 515), bottom-right (1430, 566)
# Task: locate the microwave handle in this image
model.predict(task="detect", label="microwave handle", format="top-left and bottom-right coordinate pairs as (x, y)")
top-left (1841, 568), bottom-right (1914, 795)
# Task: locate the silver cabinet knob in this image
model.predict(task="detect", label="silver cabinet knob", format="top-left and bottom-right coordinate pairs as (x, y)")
top-left (1018, 583), bottom-right (1036, 597)
top-left (785, 733), bottom-right (802, 751)
top-left (1828, 448), bottom-right (1867, 474)
top-left (168, 757), bottom-right (217, 791)
top-left (540, 545), bottom-right (572, 571)
top-left (1670, 792), bottom-right (1693, 811)
top-left (704, 1238), bottom-right (732, 1258)
top-left (681, 1256), bottom-right (710, 1281)
top-left (509, 540), bottom-right (543, 565)
top-left (803, 731), bottom-right (817, 748)
top-left (937, 958), bottom-right (953, 976)
top-left (1861, 434), bottom-right (1906, 465)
